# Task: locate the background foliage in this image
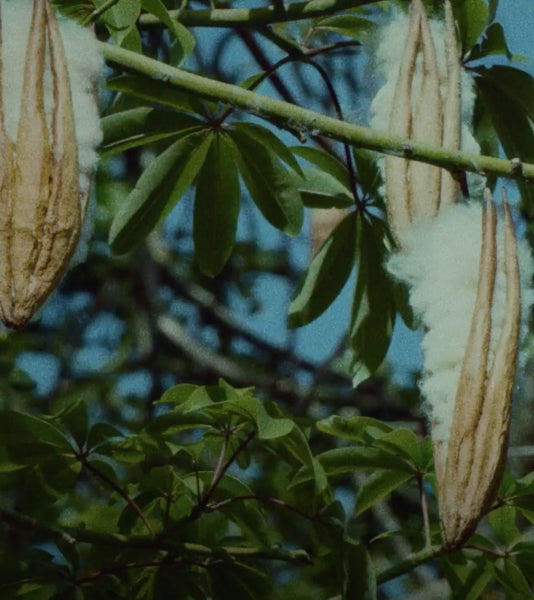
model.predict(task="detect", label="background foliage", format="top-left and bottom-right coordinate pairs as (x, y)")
top-left (2, 0), bottom-right (534, 597)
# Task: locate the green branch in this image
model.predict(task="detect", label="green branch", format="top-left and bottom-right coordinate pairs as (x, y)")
top-left (376, 545), bottom-right (448, 584)
top-left (99, 42), bottom-right (534, 182)
top-left (138, 0), bottom-right (385, 28)
top-left (0, 505), bottom-right (311, 565)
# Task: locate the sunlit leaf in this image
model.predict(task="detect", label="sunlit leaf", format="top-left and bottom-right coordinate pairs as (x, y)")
top-left (354, 470), bottom-right (413, 516)
top-left (100, 108), bottom-right (204, 157)
top-left (231, 130), bottom-right (303, 235)
top-left (350, 215), bottom-right (395, 385)
top-left (194, 134), bottom-right (240, 276)
top-left (109, 131), bottom-right (213, 254)
top-left (289, 212), bottom-right (356, 327)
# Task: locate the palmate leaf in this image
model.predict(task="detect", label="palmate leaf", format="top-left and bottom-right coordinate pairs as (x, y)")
top-left (288, 212), bottom-right (357, 327)
top-left (314, 14), bottom-right (376, 41)
top-left (291, 168), bottom-right (354, 209)
top-left (109, 130), bottom-right (213, 254)
top-left (194, 134), bottom-right (240, 276)
top-left (291, 146), bottom-right (351, 188)
top-left (100, 108), bottom-right (205, 157)
top-left (106, 74), bottom-right (211, 116)
top-left (350, 215), bottom-right (395, 385)
top-left (231, 123), bottom-right (303, 175)
top-left (354, 470), bottom-right (413, 516)
top-left (452, 0), bottom-right (489, 51)
top-left (93, 0), bottom-right (142, 50)
top-left (142, 0), bottom-right (195, 66)
top-left (343, 538), bottom-right (377, 600)
top-left (230, 129), bottom-right (303, 235)
top-left (474, 67), bottom-right (534, 216)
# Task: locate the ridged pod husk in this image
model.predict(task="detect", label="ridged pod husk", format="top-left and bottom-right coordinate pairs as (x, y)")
top-left (437, 190), bottom-right (521, 548)
top-left (386, 0), bottom-right (460, 244)
top-left (0, 0), bottom-right (84, 329)
top-left (384, 0), bottom-right (521, 548)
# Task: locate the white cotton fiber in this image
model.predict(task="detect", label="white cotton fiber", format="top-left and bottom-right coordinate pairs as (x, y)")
top-left (0, 0), bottom-right (102, 195)
top-left (388, 203), bottom-right (534, 446)
top-left (368, 10), bottom-right (485, 201)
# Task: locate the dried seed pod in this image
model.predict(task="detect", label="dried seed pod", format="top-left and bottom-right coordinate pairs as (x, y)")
top-left (384, 0), bottom-right (461, 244)
top-left (408, 0), bottom-right (442, 220)
top-left (385, 0), bottom-right (420, 242)
top-left (439, 0), bottom-right (461, 208)
top-left (437, 190), bottom-right (521, 547)
top-left (0, 0), bottom-right (100, 329)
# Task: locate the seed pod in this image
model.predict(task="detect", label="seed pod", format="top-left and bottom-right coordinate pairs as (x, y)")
top-left (384, 0), bottom-right (461, 244)
top-left (439, 0), bottom-right (461, 209)
top-left (437, 189), bottom-right (521, 547)
top-left (0, 0), bottom-right (99, 329)
top-left (408, 0), bottom-right (442, 220)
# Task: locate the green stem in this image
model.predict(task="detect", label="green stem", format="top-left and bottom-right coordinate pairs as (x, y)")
top-left (376, 545), bottom-right (448, 584)
top-left (99, 42), bottom-right (534, 182)
top-left (0, 505), bottom-right (310, 565)
top-left (138, 0), bottom-right (386, 28)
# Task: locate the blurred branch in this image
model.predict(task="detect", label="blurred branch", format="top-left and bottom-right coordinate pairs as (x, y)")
top-left (100, 42), bottom-right (534, 182)
top-left (138, 0), bottom-right (386, 28)
top-left (0, 505), bottom-right (311, 564)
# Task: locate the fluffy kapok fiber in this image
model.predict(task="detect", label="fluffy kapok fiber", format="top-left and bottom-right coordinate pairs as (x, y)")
top-left (388, 202), bottom-right (534, 447)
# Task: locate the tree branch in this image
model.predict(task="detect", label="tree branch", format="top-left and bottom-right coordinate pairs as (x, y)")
top-left (138, 0), bottom-right (386, 28)
top-left (0, 505), bottom-right (311, 565)
top-left (99, 42), bottom-right (534, 182)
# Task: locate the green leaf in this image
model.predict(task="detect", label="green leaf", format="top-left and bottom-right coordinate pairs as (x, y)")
top-left (109, 131), bottom-right (213, 254)
top-left (291, 146), bottom-right (350, 188)
top-left (314, 15), bottom-right (374, 41)
top-left (350, 216), bottom-right (395, 384)
top-left (489, 505), bottom-right (519, 546)
top-left (106, 74), bottom-right (208, 115)
top-left (0, 411), bottom-right (72, 452)
top-left (493, 560), bottom-right (533, 599)
top-left (142, 0), bottom-right (195, 65)
top-left (288, 212), bottom-right (356, 327)
top-left (194, 134), bottom-right (240, 276)
top-left (452, 0), bottom-right (489, 51)
top-left (316, 415), bottom-right (393, 442)
top-left (231, 123), bottom-right (303, 175)
top-left (156, 384), bottom-right (199, 405)
top-left (467, 22), bottom-right (516, 62)
top-left (352, 148), bottom-right (383, 203)
top-left (354, 470), bottom-right (413, 516)
top-left (276, 426), bottom-right (328, 495)
top-left (100, 108), bottom-right (204, 157)
top-left (53, 398), bottom-right (88, 449)
top-left (374, 429), bottom-right (421, 470)
top-left (221, 389), bottom-right (294, 440)
top-left (475, 68), bottom-right (534, 216)
top-left (231, 130), bottom-right (303, 235)
top-left (86, 423), bottom-right (123, 450)
top-left (291, 446), bottom-right (413, 487)
top-left (94, 0), bottom-right (142, 50)
top-left (293, 168), bottom-right (354, 208)
top-left (343, 538), bottom-right (377, 600)
top-left (209, 560), bottom-right (270, 600)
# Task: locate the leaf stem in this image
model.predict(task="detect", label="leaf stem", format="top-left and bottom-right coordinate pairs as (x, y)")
top-left (99, 42), bottom-right (534, 182)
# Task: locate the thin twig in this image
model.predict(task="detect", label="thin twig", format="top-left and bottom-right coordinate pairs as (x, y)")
top-left (417, 475), bottom-right (431, 548)
top-left (80, 457), bottom-right (156, 539)
top-left (200, 431), bottom-right (256, 508)
top-left (208, 494), bottom-right (327, 526)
